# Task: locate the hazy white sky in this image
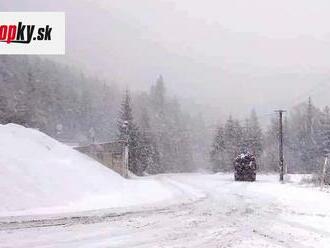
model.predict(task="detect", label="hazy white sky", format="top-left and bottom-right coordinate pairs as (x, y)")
top-left (95, 0), bottom-right (330, 69)
top-left (96, 0), bottom-right (330, 109)
top-left (3, 0), bottom-right (330, 120)
top-left (169, 0), bottom-right (330, 38)
top-left (101, 0), bottom-right (330, 38)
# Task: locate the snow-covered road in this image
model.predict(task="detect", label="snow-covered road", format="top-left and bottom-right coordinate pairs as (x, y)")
top-left (1, 174), bottom-right (330, 248)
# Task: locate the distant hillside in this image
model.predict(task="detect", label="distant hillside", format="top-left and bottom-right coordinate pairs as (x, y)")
top-left (0, 56), bottom-right (120, 143)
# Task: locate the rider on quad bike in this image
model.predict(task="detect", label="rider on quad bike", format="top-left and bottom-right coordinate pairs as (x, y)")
top-left (234, 152), bottom-right (257, 181)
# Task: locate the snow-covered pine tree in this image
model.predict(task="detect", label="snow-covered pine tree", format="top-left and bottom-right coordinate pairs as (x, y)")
top-left (0, 92), bottom-right (9, 124)
top-left (210, 125), bottom-right (226, 172)
top-left (147, 75), bottom-right (194, 173)
top-left (139, 108), bottom-right (160, 174)
top-left (150, 75), bottom-right (165, 116)
top-left (223, 116), bottom-right (243, 171)
top-left (304, 97), bottom-right (322, 172)
top-left (306, 97), bottom-right (313, 140)
top-left (11, 71), bottom-right (35, 127)
top-left (118, 90), bottom-right (142, 175)
top-left (261, 117), bottom-right (279, 172)
top-left (283, 97), bottom-right (324, 173)
top-left (320, 106), bottom-right (330, 155)
top-left (117, 90), bottom-right (155, 176)
top-left (245, 109), bottom-right (263, 158)
top-left (0, 56), bottom-right (121, 142)
top-left (319, 106), bottom-right (330, 184)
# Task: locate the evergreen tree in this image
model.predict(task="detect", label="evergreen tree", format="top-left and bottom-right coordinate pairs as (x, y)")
top-left (319, 106), bottom-right (330, 184)
top-left (320, 106), bottom-right (330, 156)
top-left (0, 93), bottom-right (8, 124)
top-left (223, 116), bottom-right (243, 171)
top-left (210, 125), bottom-right (226, 172)
top-left (140, 108), bottom-right (160, 174)
top-left (261, 116), bottom-right (282, 172)
top-left (117, 90), bottom-right (145, 175)
top-left (150, 75), bottom-right (166, 115)
top-left (285, 97), bottom-right (322, 173)
top-left (245, 109), bottom-right (263, 157)
top-left (146, 76), bottom-right (194, 173)
top-left (224, 117), bottom-right (243, 155)
top-left (0, 56), bottom-right (121, 143)
top-left (306, 97), bottom-right (313, 140)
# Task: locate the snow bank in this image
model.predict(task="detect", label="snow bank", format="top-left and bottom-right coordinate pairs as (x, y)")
top-left (284, 173), bottom-right (313, 183)
top-left (0, 124), bottom-right (179, 217)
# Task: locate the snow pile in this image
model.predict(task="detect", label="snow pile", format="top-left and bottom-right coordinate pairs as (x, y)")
top-left (0, 124), bottom-right (189, 217)
top-left (284, 174), bottom-right (313, 184)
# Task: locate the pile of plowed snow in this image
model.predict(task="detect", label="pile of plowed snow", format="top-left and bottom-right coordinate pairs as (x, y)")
top-left (0, 124), bottom-right (192, 217)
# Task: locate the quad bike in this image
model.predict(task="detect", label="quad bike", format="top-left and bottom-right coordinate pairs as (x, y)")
top-left (234, 152), bottom-right (257, 181)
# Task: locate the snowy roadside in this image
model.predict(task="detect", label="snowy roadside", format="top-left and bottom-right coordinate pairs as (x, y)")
top-left (0, 175), bottom-right (206, 226)
top-left (2, 173), bottom-right (330, 248)
top-left (0, 124), bottom-right (204, 220)
top-left (285, 173), bottom-right (330, 192)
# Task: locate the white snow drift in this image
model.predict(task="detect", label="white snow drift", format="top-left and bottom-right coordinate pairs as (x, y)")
top-left (0, 124), bottom-right (201, 217)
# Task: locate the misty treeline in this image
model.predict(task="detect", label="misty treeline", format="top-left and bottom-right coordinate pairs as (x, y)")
top-left (0, 56), bottom-right (203, 174)
top-left (2, 56), bottom-right (330, 180)
top-left (0, 56), bottom-right (120, 143)
top-left (210, 110), bottom-right (262, 172)
top-left (211, 98), bottom-right (330, 183)
top-left (117, 76), bottom-right (199, 175)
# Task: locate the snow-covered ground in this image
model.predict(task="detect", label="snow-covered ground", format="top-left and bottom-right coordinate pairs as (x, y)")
top-left (1, 124), bottom-right (330, 247)
top-left (0, 124), bottom-right (200, 217)
top-left (1, 173), bottom-right (330, 247)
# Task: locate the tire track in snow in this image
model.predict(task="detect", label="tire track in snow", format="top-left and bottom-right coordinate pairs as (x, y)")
top-left (0, 176), bottom-right (207, 231)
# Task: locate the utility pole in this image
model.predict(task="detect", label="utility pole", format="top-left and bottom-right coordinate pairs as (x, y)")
top-left (275, 110), bottom-right (286, 182)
